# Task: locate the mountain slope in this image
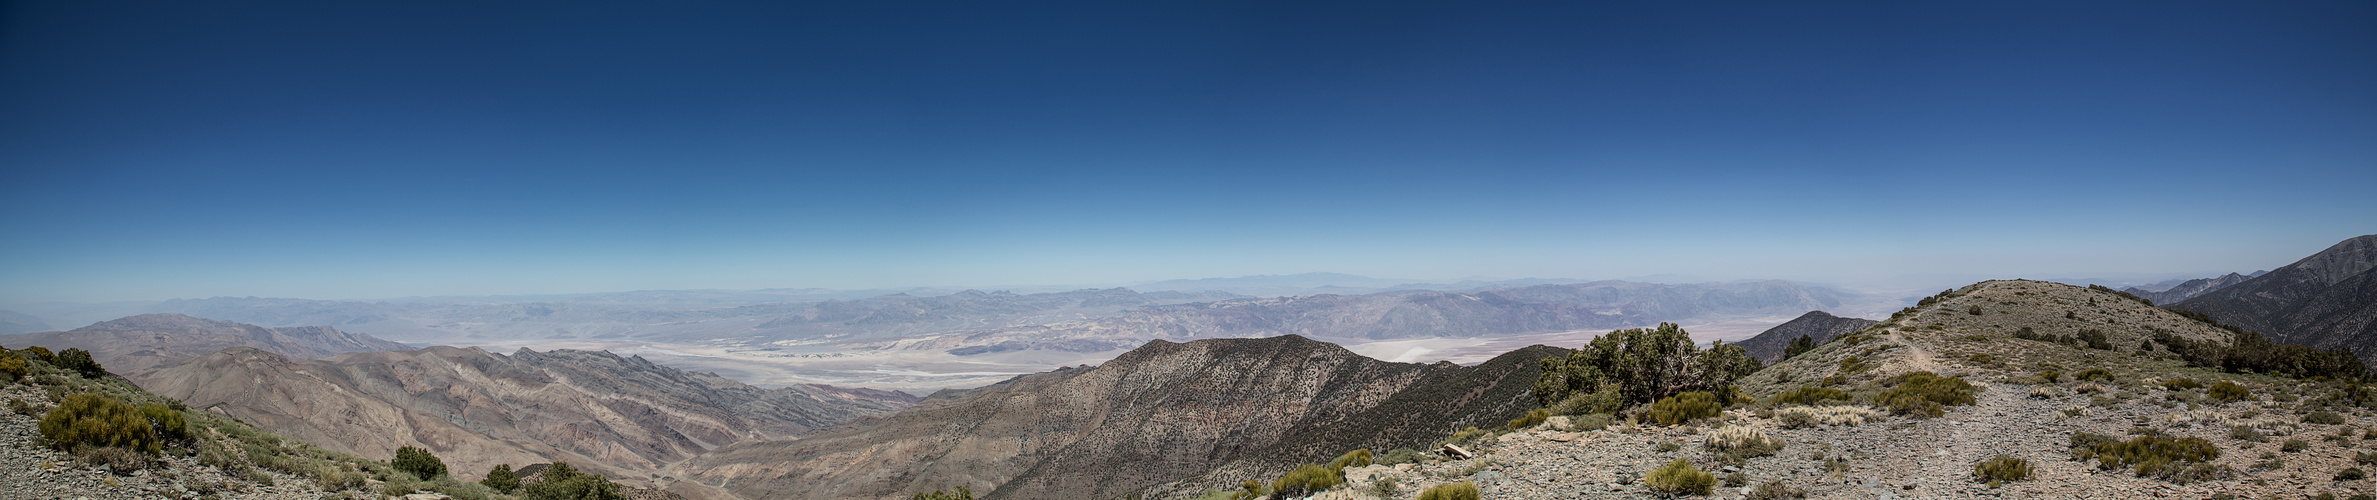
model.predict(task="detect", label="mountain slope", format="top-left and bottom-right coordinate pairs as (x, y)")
top-left (2123, 272), bottom-right (2259, 305)
top-left (0, 313), bottom-right (410, 376)
top-left (139, 344), bottom-right (920, 485)
top-left (1733, 310), bottom-right (1877, 362)
top-left (2173, 235), bottom-right (2377, 354)
top-left (681, 336), bottom-right (1563, 500)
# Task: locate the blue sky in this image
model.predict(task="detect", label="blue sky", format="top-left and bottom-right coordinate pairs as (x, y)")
top-left (2, 1), bottom-right (2373, 302)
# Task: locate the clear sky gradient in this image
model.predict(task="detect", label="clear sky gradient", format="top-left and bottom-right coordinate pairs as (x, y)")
top-left (3, 1), bottom-right (2373, 302)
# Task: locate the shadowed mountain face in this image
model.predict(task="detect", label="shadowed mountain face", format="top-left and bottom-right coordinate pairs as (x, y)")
top-left (2175, 235), bottom-right (2377, 356)
top-left (1733, 311), bottom-right (1878, 363)
top-left (140, 345), bottom-right (920, 485)
top-left (2123, 272), bottom-right (2261, 306)
top-left (681, 336), bottom-right (1564, 500)
top-left (0, 313), bottom-right (410, 376)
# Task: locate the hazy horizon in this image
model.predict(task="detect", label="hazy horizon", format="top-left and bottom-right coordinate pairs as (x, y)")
top-left (5, 2), bottom-right (2373, 304)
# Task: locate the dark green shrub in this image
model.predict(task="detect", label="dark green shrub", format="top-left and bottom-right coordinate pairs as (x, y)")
top-left (2072, 434), bottom-right (2220, 478)
top-left (481, 464), bottom-right (519, 493)
top-left (1645, 458), bottom-right (1714, 495)
top-left (55, 348), bottom-right (105, 378)
top-left (1967, 353), bottom-right (1994, 365)
top-left (1968, 305), bottom-right (1984, 316)
top-left (2231, 425), bottom-right (2267, 442)
top-left (2284, 439), bottom-right (2310, 452)
top-left (1974, 456), bottom-right (2032, 481)
top-left (2038, 370), bottom-right (2060, 383)
top-left (136, 403), bottom-right (186, 443)
top-left (1772, 386), bottom-right (1849, 406)
top-left (1507, 408), bottom-right (1550, 430)
top-left (2161, 378), bottom-right (2203, 390)
top-left (2339, 467), bottom-right (2367, 480)
top-left (2076, 368), bottom-right (2113, 382)
top-left (2308, 411), bottom-right (2348, 425)
top-left (1875, 372), bottom-right (1976, 418)
top-left (523, 462), bottom-right (623, 500)
top-left (1646, 391), bottom-right (1723, 425)
top-left (1415, 482), bottom-right (1479, 500)
top-left (2209, 381), bottom-right (2252, 403)
top-left (21, 346), bottom-right (55, 364)
top-left (40, 393), bottom-right (159, 454)
top-left (1271, 463), bottom-right (1341, 498)
top-left (1535, 323), bottom-right (1760, 409)
top-left (1784, 335), bottom-right (1817, 360)
top-left (1548, 385), bottom-right (1624, 416)
top-left (2077, 330), bottom-right (2113, 350)
top-left (392, 446), bottom-right (446, 480)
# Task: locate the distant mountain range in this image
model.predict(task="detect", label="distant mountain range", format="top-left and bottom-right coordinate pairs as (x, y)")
top-left (1733, 310), bottom-right (1877, 363)
top-left (0, 309), bottom-right (51, 334)
top-left (2122, 271), bottom-right (2266, 305)
top-left (2173, 234), bottom-right (2377, 357)
top-left (680, 335), bottom-right (1562, 500)
top-left (0, 313), bottom-right (410, 376)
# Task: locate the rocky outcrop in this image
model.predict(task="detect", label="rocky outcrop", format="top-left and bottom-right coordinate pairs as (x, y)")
top-left (2173, 235), bottom-right (2377, 356)
top-left (0, 313), bottom-right (410, 376)
top-left (139, 345), bottom-right (920, 485)
top-left (681, 336), bottom-right (1564, 500)
top-left (1733, 311), bottom-right (1878, 363)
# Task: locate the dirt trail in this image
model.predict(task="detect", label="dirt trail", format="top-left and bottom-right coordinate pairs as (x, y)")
top-left (1881, 331), bottom-right (1944, 374)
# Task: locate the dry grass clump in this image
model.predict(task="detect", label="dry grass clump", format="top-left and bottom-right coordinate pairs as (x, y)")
top-left (1705, 425), bottom-right (1784, 464)
top-left (1415, 482), bottom-right (1479, 500)
top-left (2028, 386), bottom-right (2059, 399)
top-left (2163, 409), bottom-right (2227, 429)
top-left (1974, 456), bottom-right (2032, 481)
top-left (1775, 406), bottom-right (1879, 428)
top-left (1645, 459), bottom-right (1715, 495)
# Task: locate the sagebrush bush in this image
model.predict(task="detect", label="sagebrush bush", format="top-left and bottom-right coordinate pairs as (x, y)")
top-left (1974, 456), bottom-right (2031, 481)
top-left (2284, 438), bottom-right (2310, 452)
top-left (1876, 372), bottom-right (1975, 418)
top-left (0, 351), bottom-right (26, 381)
top-left (1746, 481), bottom-right (1806, 499)
top-left (1647, 391), bottom-right (1723, 425)
top-left (1646, 459), bottom-right (1714, 495)
top-left (2339, 467), bottom-right (2367, 480)
top-left (2209, 381), bottom-right (2252, 403)
top-left (2230, 425), bottom-right (2267, 442)
top-left (1270, 463), bottom-right (1341, 498)
top-left (2038, 370), bottom-right (2061, 383)
top-left (1328, 449), bottom-right (1373, 470)
top-left (1772, 386), bottom-right (1849, 406)
top-left (2077, 368), bottom-right (2113, 382)
top-left (1415, 482), bottom-right (1479, 500)
top-left (40, 393), bottom-right (160, 454)
top-left (1838, 357), bottom-right (1872, 375)
top-left (1376, 448), bottom-right (1424, 465)
top-left (2072, 433), bottom-right (2220, 478)
top-left (2307, 411), bottom-right (2347, 425)
top-left (1570, 413), bottom-right (1614, 431)
top-left (2162, 378), bottom-right (2205, 390)
top-left (1508, 408), bottom-right (1549, 430)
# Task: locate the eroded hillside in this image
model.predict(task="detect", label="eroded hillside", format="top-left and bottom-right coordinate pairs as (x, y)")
top-left (681, 335), bottom-right (1562, 500)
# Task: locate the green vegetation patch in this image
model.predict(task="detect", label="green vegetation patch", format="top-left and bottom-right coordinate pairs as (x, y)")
top-left (1771, 386), bottom-right (1849, 406)
top-left (1416, 482), bottom-right (1480, 500)
top-left (1646, 391), bottom-right (1723, 425)
top-left (1875, 371), bottom-right (1975, 418)
top-left (2071, 432), bottom-right (2221, 479)
top-left (2209, 381), bottom-right (2253, 403)
top-left (1534, 323), bottom-right (1760, 410)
